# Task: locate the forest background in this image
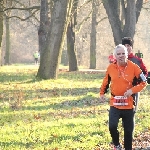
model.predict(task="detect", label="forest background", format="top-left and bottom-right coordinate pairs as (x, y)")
top-left (0, 1), bottom-right (150, 149)
top-left (1, 0), bottom-right (150, 71)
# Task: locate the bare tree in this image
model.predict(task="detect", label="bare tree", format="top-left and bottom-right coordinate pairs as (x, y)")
top-left (4, 0), bottom-right (13, 65)
top-left (37, 0), bottom-right (73, 79)
top-left (0, 0), bottom-right (40, 66)
top-left (102, 0), bottom-right (143, 45)
top-left (90, 0), bottom-right (97, 69)
top-left (38, 0), bottom-right (49, 54)
top-left (67, 0), bottom-right (79, 71)
top-left (0, 1), bottom-right (4, 65)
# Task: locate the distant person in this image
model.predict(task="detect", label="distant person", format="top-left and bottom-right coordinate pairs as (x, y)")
top-left (108, 53), bottom-right (115, 63)
top-left (135, 50), bottom-right (143, 58)
top-left (33, 51), bottom-right (40, 65)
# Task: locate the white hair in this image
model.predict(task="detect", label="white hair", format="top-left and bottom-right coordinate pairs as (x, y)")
top-left (114, 44), bottom-right (128, 57)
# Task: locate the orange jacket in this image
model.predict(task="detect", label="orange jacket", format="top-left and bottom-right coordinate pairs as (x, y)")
top-left (100, 60), bottom-right (147, 109)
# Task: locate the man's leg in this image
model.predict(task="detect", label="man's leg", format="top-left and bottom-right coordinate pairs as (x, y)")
top-left (122, 109), bottom-right (134, 150)
top-left (35, 58), bottom-right (38, 65)
top-left (109, 106), bottom-right (120, 146)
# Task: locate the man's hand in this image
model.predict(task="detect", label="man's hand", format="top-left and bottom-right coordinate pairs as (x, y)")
top-left (100, 95), bottom-right (106, 103)
top-left (124, 89), bottom-right (133, 97)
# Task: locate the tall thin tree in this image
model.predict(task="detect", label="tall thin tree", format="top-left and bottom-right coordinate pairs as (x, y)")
top-left (38, 0), bottom-right (49, 54)
top-left (0, 1), bottom-right (4, 65)
top-left (4, 0), bottom-right (12, 65)
top-left (90, 0), bottom-right (97, 69)
top-left (67, 0), bottom-right (79, 71)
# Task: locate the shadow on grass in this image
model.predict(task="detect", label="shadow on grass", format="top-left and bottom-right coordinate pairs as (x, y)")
top-left (0, 70), bottom-right (105, 83)
top-left (1, 85), bottom-right (150, 112)
top-left (22, 94), bottom-right (103, 111)
top-left (0, 87), bottom-right (107, 112)
top-left (0, 87), bottom-right (99, 101)
top-left (58, 71), bottom-right (105, 80)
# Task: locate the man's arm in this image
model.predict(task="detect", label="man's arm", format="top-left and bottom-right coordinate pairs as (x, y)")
top-left (100, 69), bottom-right (111, 102)
top-left (140, 59), bottom-right (148, 77)
top-left (100, 72), bottom-right (111, 95)
top-left (131, 70), bottom-right (147, 94)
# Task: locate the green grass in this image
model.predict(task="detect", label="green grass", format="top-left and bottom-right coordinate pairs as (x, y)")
top-left (0, 65), bottom-right (150, 150)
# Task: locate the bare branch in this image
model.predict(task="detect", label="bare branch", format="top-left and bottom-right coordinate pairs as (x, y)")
top-left (2, 6), bottom-right (40, 12)
top-left (77, 0), bottom-right (92, 11)
top-left (7, 9), bottom-right (39, 21)
top-left (75, 10), bottom-right (92, 33)
top-left (97, 16), bottom-right (107, 25)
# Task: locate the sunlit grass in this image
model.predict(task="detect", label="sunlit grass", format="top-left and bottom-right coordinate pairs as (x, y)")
top-left (0, 65), bottom-right (150, 150)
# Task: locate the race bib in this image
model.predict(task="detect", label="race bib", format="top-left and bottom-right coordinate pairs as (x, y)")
top-left (113, 96), bottom-right (128, 106)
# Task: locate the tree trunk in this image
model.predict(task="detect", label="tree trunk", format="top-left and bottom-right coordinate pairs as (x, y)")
top-left (102, 0), bottom-right (122, 45)
top-left (4, 0), bottom-right (12, 65)
top-left (38, 0), bottom-right (49, 53)
top-left (123, 0), bottom-right (136, 38)
top-left (102, 0), bottom-right (143, 45)
top-left (0, 1), bottom-right (4, 66)
top-left (4, 16), bottom-right (10, 65)
top-left (90, 0), bottom-right (97, 69)
top-left (37, 0), bottom-right (73, 79)
top-left (67, 0), bottom-right (79, 71)
top-left (135, 0), bottom-right (143, 23)
top-left (67, 21), bottom-right (78, 71)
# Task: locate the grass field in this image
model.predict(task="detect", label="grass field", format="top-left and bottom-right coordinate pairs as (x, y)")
top-left (0, 65), bottom-right (150, 150)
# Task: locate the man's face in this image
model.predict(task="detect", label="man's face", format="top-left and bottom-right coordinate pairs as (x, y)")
top-left (124, 44), bottom-right (132, 55)
top-left (115, 48), bottom-right (127, 65)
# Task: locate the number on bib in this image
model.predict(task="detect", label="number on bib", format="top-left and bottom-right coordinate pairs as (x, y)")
top-left (113, 96), bottom-right (128, 106)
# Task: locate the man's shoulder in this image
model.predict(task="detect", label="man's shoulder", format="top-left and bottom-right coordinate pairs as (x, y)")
top-left (130, 55), bottom-right (143, 61)
top-left (127, 61), bottom-right (142, 73)
top-left (128, 59), bottom-right (141, 66)
top-left (107, 62), bottom-right (116, 69)
top-left (128, 59), bottom-right (135, 64)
